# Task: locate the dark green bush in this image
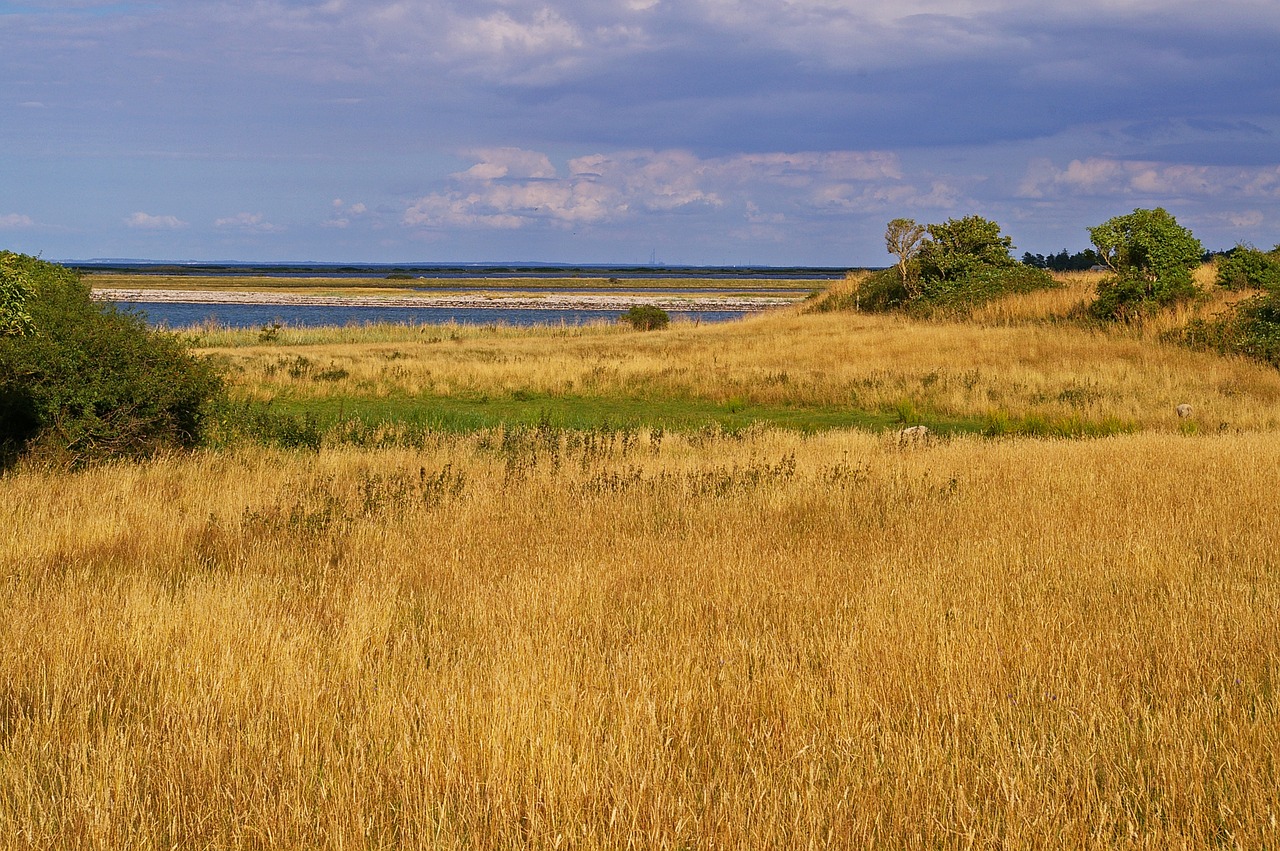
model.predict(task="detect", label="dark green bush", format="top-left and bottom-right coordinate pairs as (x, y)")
top-left (1215, 245), bottom-right (1280, 291)
top-left (623, 305), bottom-right (670, 331)
top-left (917, 215), bottom-right (1018, 282)
top-left (0, 251), bottom-right (223, 469)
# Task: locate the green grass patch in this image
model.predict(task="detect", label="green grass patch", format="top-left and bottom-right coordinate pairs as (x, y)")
top-left (210, 389), bottom-right (1131, 448)
top-left (234, 391), bottom-right (907, 436)
top-left (210, 389), bottom-right (1138, 450)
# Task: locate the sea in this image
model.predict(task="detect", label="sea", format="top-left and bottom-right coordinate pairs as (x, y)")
top-left (121, 301), bottom-right (754, 330)
top-left (83, 261), bottom-right (838, 330)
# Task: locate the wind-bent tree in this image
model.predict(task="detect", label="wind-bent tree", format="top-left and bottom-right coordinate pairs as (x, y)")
top-left (885, 218), bottom-right (926, 297)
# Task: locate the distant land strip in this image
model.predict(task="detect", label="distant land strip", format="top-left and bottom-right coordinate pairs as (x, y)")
top-left (91, 287), bottom-right (803, 312)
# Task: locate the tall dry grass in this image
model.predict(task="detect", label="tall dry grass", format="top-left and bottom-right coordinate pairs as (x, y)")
top-left (2, 430), bottom-right (1278, 847)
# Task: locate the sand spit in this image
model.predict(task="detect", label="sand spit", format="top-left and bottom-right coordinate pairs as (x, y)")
top-left (92, 288), bottom-right (802, 312)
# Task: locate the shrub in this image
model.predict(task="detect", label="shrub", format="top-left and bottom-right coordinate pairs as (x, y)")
top-left (0, 251), bottom-right (223, 469)
top-left (845, 215), bottom-right (1055, 315)
top-left (623, 305), bottom-right (670, 331)
top-left (1215, 245), bottom-right (1280, 291)
top-left (915, 262), bottom-right (1055, 311)
top-left (806, 269), bottom-right (908, 314)
top-left (1088, 208), bottom-right (1203, 320)
top-left (1181, 292), bottom-right (1280, 369)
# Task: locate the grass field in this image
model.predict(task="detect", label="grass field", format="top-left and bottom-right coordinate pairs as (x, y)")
top-left (2, 269), bottom-right (1278, 848)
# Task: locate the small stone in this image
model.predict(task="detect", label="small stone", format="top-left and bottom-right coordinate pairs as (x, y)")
top-left (1176, 404), bottom-right (1193, 418)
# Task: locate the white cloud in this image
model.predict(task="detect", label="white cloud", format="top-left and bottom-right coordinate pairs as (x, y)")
top-left (214, 212), bottom-right (285, 232)
top-left (456, 148), bottom-right (558, 181)
top-left (403, 146), bottom-right (952, 231)
top-left (125, 211), bottom-right (187, 229)
top-left (449, 7), bottom-right (583, 56)
top-left (1020, 158), bottom-right (1280, 200)
top-left (0, 214), bottom-right (35, 229)
top-left (324, 199), bottom-right (370, 229)
top-left (1204, 210), bottom-right (1266, 229)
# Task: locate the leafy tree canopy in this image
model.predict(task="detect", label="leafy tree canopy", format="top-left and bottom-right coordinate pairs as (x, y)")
top-left (1088, 208), bottom-right (1203, 320)
top-left (918, 215), bottom-right (1016, 282)
top-left (1215, 244), bottom-right (1280, 291)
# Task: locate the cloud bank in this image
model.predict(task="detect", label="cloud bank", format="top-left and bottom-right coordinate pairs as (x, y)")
top-left (1, 0), bottom-right (1277, 261)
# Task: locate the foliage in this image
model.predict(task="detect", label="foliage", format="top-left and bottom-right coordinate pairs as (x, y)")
top-left (623, 304), bottom-right (670, 331)
top-left (0, 252), bottom-right (36, 337)
top-left (805, 269), bottom-right (909, 314)
top-left (0, 251), bottom-right (223, 469)
top-left (1180, 291), bottom-right (1280, 369)
top-left (917, 215), bottom-right (1017, 282)
top-left (915, 263), bottom-right (1056, 311)
top-left (1088, 208), bottom-right (1203, 320)
top-left (1215, 244), bottom-right (1280, 291)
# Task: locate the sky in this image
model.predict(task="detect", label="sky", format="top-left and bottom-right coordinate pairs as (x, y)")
top-left (2, 0), bottom-right (1279, 266)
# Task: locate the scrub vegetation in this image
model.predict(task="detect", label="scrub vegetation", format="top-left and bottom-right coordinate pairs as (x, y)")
top-left (809, 215), bottom-right (1056, 315)
top-left (0, 252), bottom-right (221, 471)
top-left (3, 243), bottom-right (1280, 847)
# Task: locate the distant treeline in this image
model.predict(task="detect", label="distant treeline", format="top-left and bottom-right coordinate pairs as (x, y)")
top-left (1020, 249), bottom-right (1102, 271)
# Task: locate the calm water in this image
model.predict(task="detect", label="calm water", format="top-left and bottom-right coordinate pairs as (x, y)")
top-left (120, 301), bottom-right (753, 329)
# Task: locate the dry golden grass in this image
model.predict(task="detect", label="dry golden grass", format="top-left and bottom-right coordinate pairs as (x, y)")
top-left (2, 430), bottom-right (1278, 847)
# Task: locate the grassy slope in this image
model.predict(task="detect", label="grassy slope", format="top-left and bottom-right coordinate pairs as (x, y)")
top-left (194, 270), bottom-right (1280, 439)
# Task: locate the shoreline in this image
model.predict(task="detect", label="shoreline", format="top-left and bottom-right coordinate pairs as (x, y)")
top-left (92, 287), bottom-right (803, 312)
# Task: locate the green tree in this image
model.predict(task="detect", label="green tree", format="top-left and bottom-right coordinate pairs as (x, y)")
top-left (1088, 208), bottom-right (1203, 319)
top-left (0, 251), bottom-right (223, 469)
top-left (810, 214), bottom-right (1052, 316)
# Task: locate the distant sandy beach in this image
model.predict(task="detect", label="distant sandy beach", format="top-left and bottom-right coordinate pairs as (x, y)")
top-left (92, 287), bottom-right (802, 312)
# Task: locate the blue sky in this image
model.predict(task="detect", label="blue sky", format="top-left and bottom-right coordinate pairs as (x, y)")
top-left (2, 0), bottom-right (1278, 265)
